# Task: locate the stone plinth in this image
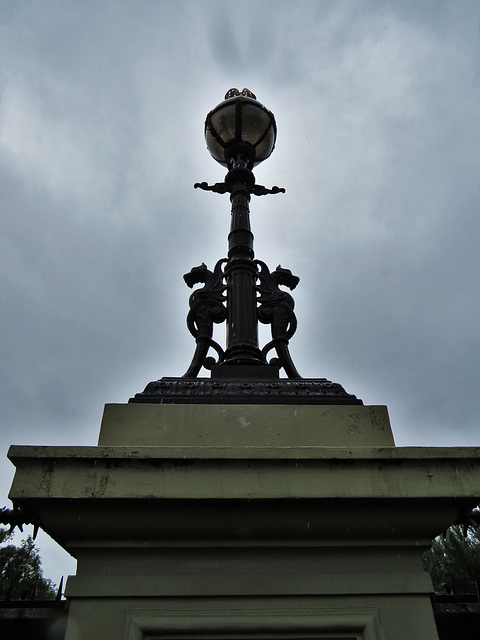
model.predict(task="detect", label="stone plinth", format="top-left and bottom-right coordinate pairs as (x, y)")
top-left (98, 403), bottom-right (395, 447)
top-left (8, 404), bottom-right (480, 640)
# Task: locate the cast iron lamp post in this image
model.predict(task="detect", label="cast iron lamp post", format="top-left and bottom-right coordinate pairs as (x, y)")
top-left (186, 88), bottom-right (300, 379)
top-left (131, 90), bottom-right (361, 405)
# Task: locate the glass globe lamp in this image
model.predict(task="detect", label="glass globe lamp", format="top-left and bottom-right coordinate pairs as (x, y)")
top-left (204, 88), bottom-right (277, 169)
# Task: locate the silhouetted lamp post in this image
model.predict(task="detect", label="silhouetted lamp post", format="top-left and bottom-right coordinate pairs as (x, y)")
top-left (189, 88), bottom-right (299, 379)
top-left (131, 89), bottom-right (361, 405)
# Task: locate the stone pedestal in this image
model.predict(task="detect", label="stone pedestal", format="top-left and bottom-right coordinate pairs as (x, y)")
top-left (8, 403), bottom-right (480, 640)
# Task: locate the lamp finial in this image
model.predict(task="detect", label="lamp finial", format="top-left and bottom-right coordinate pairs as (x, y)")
top-left (224, 88), bottom-right (257, 100)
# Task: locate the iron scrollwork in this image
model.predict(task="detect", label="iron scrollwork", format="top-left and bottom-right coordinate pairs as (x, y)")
top-left (255, 261), bottom-right (302, 379)
top-left (194, 181), bottom-right (285, 197)
top-left (182, 260), bottom-right (302, 379)
top-left (182, 260), bottom-right (227, 377)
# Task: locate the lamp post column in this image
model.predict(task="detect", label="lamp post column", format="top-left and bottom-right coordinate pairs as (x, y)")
top-left (222, 157), bottom-right (264, 367)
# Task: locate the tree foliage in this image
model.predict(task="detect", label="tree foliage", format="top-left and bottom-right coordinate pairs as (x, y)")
top-left (423, 524), bottom-right (480, 594)
top-left (0, 527), bottom-right (57, 600)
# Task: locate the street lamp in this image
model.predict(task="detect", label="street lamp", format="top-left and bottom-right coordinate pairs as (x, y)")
top-left (187, 88), bottom-right (299, 380)
top-left (131, 90), bottom-right (361, 405)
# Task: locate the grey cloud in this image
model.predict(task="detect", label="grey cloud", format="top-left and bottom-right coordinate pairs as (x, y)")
top-left (1, 0), bottom-right (480, 581)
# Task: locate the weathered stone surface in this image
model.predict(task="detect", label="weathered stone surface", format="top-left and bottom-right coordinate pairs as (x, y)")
top-left (98, 403), bottom-right (394, 447)
top-left (8, 403), bottom-right (480, 640)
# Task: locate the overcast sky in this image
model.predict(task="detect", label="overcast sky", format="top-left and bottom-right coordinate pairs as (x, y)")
top-left (1, 0), bottom-right (480, 584)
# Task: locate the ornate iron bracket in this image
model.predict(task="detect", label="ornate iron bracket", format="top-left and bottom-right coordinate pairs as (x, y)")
top-left (255, 261), bottom-right (302, 379)
top-left (194, 181), bottom-right (285, 196)
top-left (194, 181), bottom-right (230, 195)
top-left (181, 258), bottom-right (302, 379)
top-left (182, 260), bottom-right (227, 377)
